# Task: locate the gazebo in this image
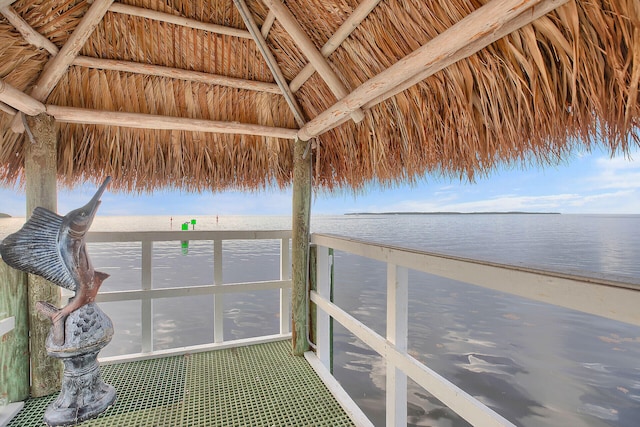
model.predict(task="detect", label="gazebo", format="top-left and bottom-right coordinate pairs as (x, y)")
top-left (0, 0), bottom-right (638, 424)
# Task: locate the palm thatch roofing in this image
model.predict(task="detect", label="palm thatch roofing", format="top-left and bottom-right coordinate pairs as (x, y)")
top-left (0, 0), bottom-right (638, 194)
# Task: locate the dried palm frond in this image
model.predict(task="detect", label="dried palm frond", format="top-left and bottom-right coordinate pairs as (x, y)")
top-left (0, 0), bottom-right (638, 193)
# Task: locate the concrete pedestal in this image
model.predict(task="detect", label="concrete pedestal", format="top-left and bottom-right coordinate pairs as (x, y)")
top-left (43, 303), bottom-right (116, 426)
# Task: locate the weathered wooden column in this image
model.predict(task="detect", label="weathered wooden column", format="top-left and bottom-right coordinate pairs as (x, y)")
top-left (24, 113), bottom-right (62, 397)
top-left (0, 261), bottom-right (29, 402)
top-left (291, 138), bottom-right (312, 355)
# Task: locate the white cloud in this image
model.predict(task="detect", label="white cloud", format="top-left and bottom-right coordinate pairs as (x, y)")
top-left (589, 154), bottom-right (640, 190)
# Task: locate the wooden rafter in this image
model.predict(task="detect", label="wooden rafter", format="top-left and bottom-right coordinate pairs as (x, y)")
top-left (0, 4), bottom-right (58, 55)
top-left (297, 0), bottom-right (569, 141)
top-left (0, 101), bottom-right (17, 115)
top-left (261, 10), bottom-right (276, 38)
top-left (72, 56), bottom-right (281, 94)
top-left (46, 105), bottom-right (298, 139)
top-left (263, 0), bottom-right (364, 124)
top-left (0, 77), bottom-right (296, 137)
top-left (0, 0), bottom-right (17, 8)
top-left (106, 2), bottom-right (252, 39)
top-left (289, 0), bottom-right (383, 93)
top-left (10, 0), bottom-right (114, 132)
top-left (0, 78), bottom-right (46, 116)
top-left (233, 0), bottom-right (306, 128)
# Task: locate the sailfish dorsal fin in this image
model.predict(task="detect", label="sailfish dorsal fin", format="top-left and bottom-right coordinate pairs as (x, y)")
top-left (0, 207), bottom-right (76, 291)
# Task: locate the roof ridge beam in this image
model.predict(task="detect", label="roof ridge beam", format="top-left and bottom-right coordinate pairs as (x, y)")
top-left (233, 0), bottom-right (306, 127)
top-left (45, 105), bottom-right (298, 139)
top-left (297, 0), bottom-right (569, 141)
top-left (105, 2), bottom-right (252, 39)
top-left (289, 0), bottom-right (383, 93)
top-left (10, 0), bottom-right (114, 133)
top-left (72, 56), bottom-right (282, 94)
top-left (0, 4), bottom-right (59, 55)
top-left (262, 0), bottom-right (364, 124)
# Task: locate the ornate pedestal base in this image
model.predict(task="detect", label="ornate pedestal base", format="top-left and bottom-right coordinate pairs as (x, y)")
top-left (43, 303), bottom-right (116, 427)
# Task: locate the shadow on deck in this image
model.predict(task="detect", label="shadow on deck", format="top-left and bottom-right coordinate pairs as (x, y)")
top-left (9, 340), bottom-right (355, 426)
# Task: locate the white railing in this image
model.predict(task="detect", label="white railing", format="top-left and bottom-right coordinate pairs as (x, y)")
top-left (85, 230), bottom-right (292, 363)
top-left (310, 233), bottom-right (640, 427)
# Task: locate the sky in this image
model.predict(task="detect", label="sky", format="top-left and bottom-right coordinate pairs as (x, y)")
top-left (0, 145), bottom-right (638, 217)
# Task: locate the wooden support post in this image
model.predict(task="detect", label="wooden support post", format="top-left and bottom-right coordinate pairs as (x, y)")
top-left (291, 138), bottom-right (311, 355)
top-left (24, 113), bottom-right (61, 397)
top-left (0, 261), bottom-right (29, 402)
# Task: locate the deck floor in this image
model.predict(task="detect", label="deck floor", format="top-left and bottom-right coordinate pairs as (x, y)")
top-left (9, 340), bottom-right (356, 426)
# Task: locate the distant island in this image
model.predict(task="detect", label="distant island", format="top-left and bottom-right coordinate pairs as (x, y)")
top-left (0, 213), bottom-right (11, 218)
top-left (345, 211), bottom-right (560, 215)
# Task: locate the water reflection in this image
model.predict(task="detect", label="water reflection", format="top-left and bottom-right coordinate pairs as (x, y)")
top-left (3, 214), bottom-right (640, 426)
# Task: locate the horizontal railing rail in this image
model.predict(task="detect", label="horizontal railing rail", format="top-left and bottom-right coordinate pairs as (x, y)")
top-left (310, 232), bottom-right (640, 427)
top-left (84, 230), bottom-right (292, 363)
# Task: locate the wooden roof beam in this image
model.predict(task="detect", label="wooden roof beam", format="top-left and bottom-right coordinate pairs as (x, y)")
top-left (10, 0), bottom-right (114, 133)
top-left (0, 78), bottom-right (46, 115)
top-left (0, 0), bottom-right (17, 8)
top-left (233, 0), bottom-right (306, 128)
top-left (45, 105), bottom-right (298, 139)
top-left (72, 56), bottom-right (282, 94)
top-left (0, 4), bottom-right (59, 55)
top-left (105, 2), bottom-right (252, 39)
top-left (0, 101), bottom-right (17, 115)
top-left (263, 0), bottom-right (364, 124)
top-left (297, 0), bottom-right (569, 141)
top-left (261, 10), bottom-right (276, 38)
top-left (289, 0), bottom-right (383, 93)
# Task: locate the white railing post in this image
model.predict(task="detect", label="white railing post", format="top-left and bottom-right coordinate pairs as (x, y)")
top-left (316, 245), bottom-right (331, 369)
top-left (141, 240), bottom-right (153, 353)
top-left (386, 264), bottom-right (408, 426)
top-left (213, 239), bottom-right (224, 343)
top-left (280, 237), bottom-right (291, 334)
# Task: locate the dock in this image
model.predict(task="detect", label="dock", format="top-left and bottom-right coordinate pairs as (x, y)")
top-left (8, 340), bottom-right (355, 427)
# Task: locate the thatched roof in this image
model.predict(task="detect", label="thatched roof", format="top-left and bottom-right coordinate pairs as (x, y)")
top-left (0, 0), bottom-right (638, 193)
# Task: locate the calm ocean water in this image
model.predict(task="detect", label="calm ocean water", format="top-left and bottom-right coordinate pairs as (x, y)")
top-left (1, 214), bottom-right (639, 427)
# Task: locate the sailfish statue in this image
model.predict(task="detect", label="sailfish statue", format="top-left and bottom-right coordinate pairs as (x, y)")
top-left (0, 177), bottom-right (111, 346)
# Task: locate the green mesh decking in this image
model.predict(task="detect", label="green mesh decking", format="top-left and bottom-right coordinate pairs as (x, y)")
top-left (9, 340), bottom-right (356, 426)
